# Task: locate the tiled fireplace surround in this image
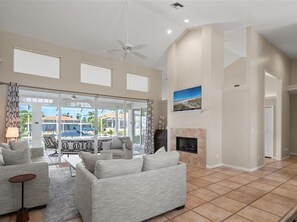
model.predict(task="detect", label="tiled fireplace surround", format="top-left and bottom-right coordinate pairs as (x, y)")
top-left (170, 128), bottom-right (206, 168)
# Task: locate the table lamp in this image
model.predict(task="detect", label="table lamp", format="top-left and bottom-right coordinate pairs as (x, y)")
top-left (6, 127), bottom-right (19, 143)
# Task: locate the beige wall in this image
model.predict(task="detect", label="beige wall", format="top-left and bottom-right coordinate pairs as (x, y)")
top-left (0, 30), bottom-right (162, 138)
top-left (223, 58), bottom-right (246, 89)
top-left (167, 25), bottom-right (224, 167)
top-left (0, 85), bottom-right (8, 142)
top-left (247, 27), bottom-right (290, 165)
top-left (222, 27), bottom-right (290, 170)
top-left (290, 94), bottom-right (297, 154)
top-left (290, 60), bottom-right (297, 85)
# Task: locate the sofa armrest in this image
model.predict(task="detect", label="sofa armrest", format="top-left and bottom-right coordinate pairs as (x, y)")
top-left (0, 162), bottom-right (49, 215)
top-left (31, 147), bottom-right (44, 158)
top-left (76, 163), bottom-right (98, 222)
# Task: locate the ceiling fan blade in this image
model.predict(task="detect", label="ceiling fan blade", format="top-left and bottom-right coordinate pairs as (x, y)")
top-left (116, 40), bottom-right (126, 47)
top-left (132, 52), bottom-right (147, 59)
top-left (132, 44), bottom-right (147, 50)
top-left (102, 49), bottom-right (122, 52)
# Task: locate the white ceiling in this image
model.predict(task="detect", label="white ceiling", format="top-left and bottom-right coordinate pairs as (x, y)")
top-left (0, 0), bottom-right (297, 70)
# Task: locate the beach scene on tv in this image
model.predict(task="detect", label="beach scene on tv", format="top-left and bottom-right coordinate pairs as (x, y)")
top-left (173, 86), bottom-right (202, 111)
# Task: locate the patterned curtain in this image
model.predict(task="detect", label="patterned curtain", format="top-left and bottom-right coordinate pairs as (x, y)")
top-left (5, 83), bottom-right (20, 133)
top-left (144, 100), bottom-right (154, 154)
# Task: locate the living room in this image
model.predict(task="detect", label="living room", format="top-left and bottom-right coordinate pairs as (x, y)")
top-left (1, 1), bottom-right (297, 222)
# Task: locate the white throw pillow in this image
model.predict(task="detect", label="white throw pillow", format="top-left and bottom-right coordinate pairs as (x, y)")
top-left (79, 151), bottom-right (112, 173)
top-left (2, 148), bottom-right (32, 165)
top-left (111, 137), bottom-right (122, 149)
top-left (0, 143), bottom-right (11, 150)
top-left (156, 146), bottom-right (166, 153)
top-left (10, 140), bottom-right (32, 158)
top-left (94, 158), bottom-right (143, 179)
top-left (142, 151), bottom-right (179, 171)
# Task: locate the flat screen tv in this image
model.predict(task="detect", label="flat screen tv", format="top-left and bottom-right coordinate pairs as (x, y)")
top-left (173, 86), bottom-right (202, 112)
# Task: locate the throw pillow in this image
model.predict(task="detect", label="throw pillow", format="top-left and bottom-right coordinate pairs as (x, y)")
top-left (10, 140), bottom-right (32, 158)
top-left (79, 151), bottom-right (112, 173)
top-left (94, 158), bottom-right (143, 179)
top-left (156, 146), bottom-right (166, 153)
top-left (0, 148), bottom-right (5, 166)
top-left (0, 142), bottom-right (11, 150)
top-left (111, 137), bottom-right (122, 149)
top-left (2, 148), bottom-right (32, 165)
top-left (101, 141), bottom-right (112, 150)
top-left (143, 151), bottom-right (179, 171)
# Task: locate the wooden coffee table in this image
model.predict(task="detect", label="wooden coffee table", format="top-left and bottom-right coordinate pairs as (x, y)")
top-left (62, 155), bottom-right (82, 176)
top-left (9, 174), bottom-right (36, 222)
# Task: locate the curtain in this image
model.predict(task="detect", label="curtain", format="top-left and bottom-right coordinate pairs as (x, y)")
top-left (144, 99), bottom-right (154, 154)
top-left (5, 83), bottom-right (20, 132)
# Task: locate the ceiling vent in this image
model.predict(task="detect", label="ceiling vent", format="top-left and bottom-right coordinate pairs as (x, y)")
top-left (171, 2), bottom-right (184, 9)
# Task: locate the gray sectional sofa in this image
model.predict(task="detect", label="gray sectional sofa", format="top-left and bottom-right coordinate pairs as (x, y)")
top-left (76, 151), bottom-right (186, 222)
top-left (0, 145), bottom-right (49, 215)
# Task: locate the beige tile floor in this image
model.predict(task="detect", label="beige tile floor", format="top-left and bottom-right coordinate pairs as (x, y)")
top-left (2, 157), bottom-right (297, 222)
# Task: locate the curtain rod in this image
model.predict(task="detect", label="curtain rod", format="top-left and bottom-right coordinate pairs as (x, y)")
top-left (0, 81), bottom-right (149, 102)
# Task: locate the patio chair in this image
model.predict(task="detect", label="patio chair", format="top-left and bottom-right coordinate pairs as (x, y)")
top-left (43, 134), bottom-right (58, 156)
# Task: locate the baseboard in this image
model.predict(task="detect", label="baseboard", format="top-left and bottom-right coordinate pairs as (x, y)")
top-left (221, 163), bottom-right (265, 172)
top-left (289, 152), bottom-right (297, 156)
top-left (282, 155), bottom-right (290, 160)
top-left (206, 163), bottom-right (222, 169)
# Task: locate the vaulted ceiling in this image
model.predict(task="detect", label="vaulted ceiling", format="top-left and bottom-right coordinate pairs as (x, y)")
top-left (0, 0), bottom-right (297, 70)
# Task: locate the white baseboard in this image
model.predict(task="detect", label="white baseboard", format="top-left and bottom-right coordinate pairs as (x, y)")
top-left (221, 163), bottom-right (265, 172)
top-left (282, 155), bottom-right (290, 160)
top-left (206, 162), bottom-right (264, 172)
top-left (289, 152), bottom-right (297, 156)
top-left (206, 163), bottom-right (222, 169)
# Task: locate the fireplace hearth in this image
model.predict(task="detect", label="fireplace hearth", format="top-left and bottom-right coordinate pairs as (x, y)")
top-left (176, 137), bottom-right (197, 154)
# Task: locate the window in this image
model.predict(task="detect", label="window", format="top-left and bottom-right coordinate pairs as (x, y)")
top-left (14, 49), bottom-right (60, 79)
top-left (80, 63), bottom-right (112, 87)
top-left (126, 73), bottom-right (149, 92)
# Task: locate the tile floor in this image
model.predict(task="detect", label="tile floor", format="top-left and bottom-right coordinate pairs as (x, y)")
top-left (2, 157), bottom-right (297, 222)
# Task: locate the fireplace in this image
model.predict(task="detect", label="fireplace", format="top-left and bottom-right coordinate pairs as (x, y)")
top-left (176, 137), bottom-right (197, 154)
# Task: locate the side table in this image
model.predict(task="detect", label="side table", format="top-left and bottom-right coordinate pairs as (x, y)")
top-left (9, 174), bottom-right (36, 222)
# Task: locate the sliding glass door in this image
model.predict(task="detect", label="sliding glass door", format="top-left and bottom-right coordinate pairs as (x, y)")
top-left (19, 88), bottom-right (148, 161)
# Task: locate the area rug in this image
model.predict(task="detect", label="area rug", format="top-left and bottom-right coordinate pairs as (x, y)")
top-left (43, 166), bottom-right (80, 222)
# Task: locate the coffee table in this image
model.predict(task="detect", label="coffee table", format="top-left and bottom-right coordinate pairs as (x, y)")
top-left (62, 155), bottom-right (82, 176)
top-left (9, 174), bottom-right (36, 222)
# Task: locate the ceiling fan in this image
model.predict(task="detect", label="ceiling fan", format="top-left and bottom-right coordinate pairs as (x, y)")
top-left (103, 40), bottom-right (147, 60)
top-left (102, 1), bottom-right (147, 60)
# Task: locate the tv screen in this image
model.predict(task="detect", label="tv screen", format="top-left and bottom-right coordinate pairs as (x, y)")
top-left (173, 86), bottom-right (202, 112)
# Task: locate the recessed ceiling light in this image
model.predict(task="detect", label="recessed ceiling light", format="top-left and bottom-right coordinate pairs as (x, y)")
top-left (184, 19), bottom-right (189, 23)
top-left (167, 29), bottom-right (172, 34)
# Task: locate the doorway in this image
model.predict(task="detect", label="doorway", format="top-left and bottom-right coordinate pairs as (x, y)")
top-left (264, 106), bottom-right (274, 158)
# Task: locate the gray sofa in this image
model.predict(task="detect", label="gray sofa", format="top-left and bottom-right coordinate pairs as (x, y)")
top-left (0, 147), bottom-right (49, 215)
top-left (76, 154), bottom-right (186, 222)
top-left (100, 136), bottom-right (133, 159)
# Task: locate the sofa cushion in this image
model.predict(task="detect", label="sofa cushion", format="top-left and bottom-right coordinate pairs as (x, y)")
top-left (79, 151), bottom-right (112, 173)
top-left (2, 148), bottom-right (32, 165)
top-left (10, 140), bottom-right (32, 158)
top-left (111, 137), bottom-right (122, 149)
top-left (94, 158), bottom-right (143, 179)
top-left (0, 143), bottom-right (11, 150)
top-left (101, 149), bottom-right (125, 157)
top-left (143, 151), bottom-right (179, 171)
top-left (31, 156), bottom-right (46, 163)
top-left (0, 149), bottom-right (5, 166)
top-left (101, 141), bottom-right (112, 150)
